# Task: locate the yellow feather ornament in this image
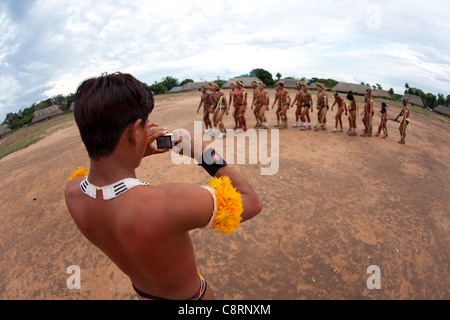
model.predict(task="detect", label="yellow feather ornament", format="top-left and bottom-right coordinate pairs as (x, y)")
top-left (208, 176), bottom-right (243, 235)
top-left (68, 167), bottom-right (89, 181)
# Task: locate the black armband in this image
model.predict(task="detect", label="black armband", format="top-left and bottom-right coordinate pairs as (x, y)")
top-left (197, 148), bottom-right (227, 176)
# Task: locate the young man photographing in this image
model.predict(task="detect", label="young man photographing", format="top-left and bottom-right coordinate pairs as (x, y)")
top-left (65, 73), bottom-right (262, 300)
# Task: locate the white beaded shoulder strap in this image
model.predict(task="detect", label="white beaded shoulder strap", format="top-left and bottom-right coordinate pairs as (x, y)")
top-left (80, 178), bottom-right (149, 200)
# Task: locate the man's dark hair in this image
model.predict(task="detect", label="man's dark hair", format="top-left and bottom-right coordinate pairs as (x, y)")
top-left (347, 91), bottom-right (354, 100)
top-left (74, 72), bottom-right (154, 160)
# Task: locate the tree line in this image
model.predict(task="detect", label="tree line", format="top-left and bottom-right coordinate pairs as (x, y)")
top-left (403, 83), bottom-right (449, 110)
top-left (2, 68), bottom-right (449, 131)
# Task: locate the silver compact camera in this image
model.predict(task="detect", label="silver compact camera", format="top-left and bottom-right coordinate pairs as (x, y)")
top-left (156, 133), bottom-right (174, 150)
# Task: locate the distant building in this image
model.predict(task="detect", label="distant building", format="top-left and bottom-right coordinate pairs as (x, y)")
top-left (308, 82), bottom-right (318, 91)
top-left (402, 93), bottom-right (424, 108)
top-left (278, 78), bottom-right (298, 89)
top-left (433, 105), bottom-right (450, 118)
top-left (333, 82), bottom-right (370, 95)
top-left (31, 105), bottom-right (63, 125)
top-left (168, 82), bottom-right (209, 93)
top-left (372, 89), bottom-right (394, 100)
top-left (222, 77), bottom-right (262, 89)
top-left (0, 124), bottom-right (12, 139)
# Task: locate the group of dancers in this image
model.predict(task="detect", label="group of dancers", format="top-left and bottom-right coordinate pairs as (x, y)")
top-left (197, 80), bottom-right (411, 144)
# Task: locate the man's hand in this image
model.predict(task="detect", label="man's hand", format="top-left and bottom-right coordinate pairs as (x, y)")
top-left (172, 129), bottom-right (206, 161)
top-left (144, 123), bottom-right (170, 157)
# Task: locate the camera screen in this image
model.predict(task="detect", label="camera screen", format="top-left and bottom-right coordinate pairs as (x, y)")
top-left (157, 136), bottom-right (173, 150)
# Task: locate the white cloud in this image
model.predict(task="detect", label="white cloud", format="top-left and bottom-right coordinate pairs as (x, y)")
top-left (1, 0), bottom-right (449, 121)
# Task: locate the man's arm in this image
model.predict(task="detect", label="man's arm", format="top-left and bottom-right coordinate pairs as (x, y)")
top-left (214, 166), bottom-right (262, 222)
top-left (291, 94), bottom-right (298, 108)
top-left (271, 94), bottom-right (279, 109)
top-left (161, 167), bottom-right (261, 233)
top-left (167, 131), bottom-right (262, 232)
top-left (395, 109), bottom-right (404, 121)
top-left (331, 99), bottom-right (337, 111)
top-left (197, 97), bottom-right (203, 113)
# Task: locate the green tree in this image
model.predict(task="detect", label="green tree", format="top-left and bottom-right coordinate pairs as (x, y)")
top-left (251, 68), bottom-right (275, 87)
top-left (52, 94), bottom-right (66, 106)
top-left (436, 93), bottom-right (445, 106)
top-left (214, 79), bottom-right (227, 88)
top-left (310, 77), bottom-right (338, 89)
top-left (180, 79), bottom-right (194, 86)
top-left (423, 93), bottom-right (436, 109)
top-left (35, 99), bottom-right (52, 111)
top-left (149, 82), bottom-right (168, 95)
top-left (65, 93), bottom-right (76, 111)
top-left (276, 73), bottom-right (282, 81)
top-left (160, 76), bottom-right (179, 91)
top-left (3, 112), bottom-right (19, 125)
top-left (9, 118), bottom-right (20, 130)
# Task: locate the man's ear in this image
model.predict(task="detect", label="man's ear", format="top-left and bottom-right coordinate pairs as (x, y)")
top-left (127, 119), bottom-right (143, 144)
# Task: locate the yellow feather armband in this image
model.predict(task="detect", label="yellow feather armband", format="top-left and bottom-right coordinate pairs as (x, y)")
top-left (205, 176), bottom-right (243, 235)
top-left (69, 167), bottom-right (89, 181)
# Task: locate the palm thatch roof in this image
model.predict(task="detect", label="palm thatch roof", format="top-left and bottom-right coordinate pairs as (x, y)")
top-left (433, 105), bottom-right (450, 117)
top-left (402, 93), bottom-right (424, 108)
top-left (308, 82), bottom-right (318, 91)
top-left (31, 105), bottom-right (63, 124)
top-left (0, 124), bottom-right (12, 139)
top-left (278, 78), bottom-right (298, 89)
top-left (69, 102), bottom-right (75, 112)
top-left (333, 82), bottom-right (370, 95)
top-left (169, 82), bottom-right (209, 93)
top-left (372, 89), bottom-right (394, 100)
top-left (222, 77), bottom-right (262, 89)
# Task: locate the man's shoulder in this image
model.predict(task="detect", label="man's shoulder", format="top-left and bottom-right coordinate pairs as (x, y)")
top-left (65, 177), bottom-right (83, 199)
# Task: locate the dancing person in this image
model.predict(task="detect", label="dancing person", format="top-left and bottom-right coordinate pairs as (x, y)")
top-left (398, 99), bottom-right (410, 144)
top-left (375, 102), bottom-right (388, 138)
top-left (291, 82), bottom-right (305, 128)
top-left (331, 92), bottom-right (347, 132)
top-left (209, 82), bottom-right (228, 139)
top-left (276, 82), bottom-right (291, 129)
top-left (314, 83), bottom-right (328, 131)
top-left (300, 83), bottom-right (313, 131)
top-left (271, 84), bottom-right (282, 127)
top-left (235, 80), bottom-right (248, 133)
top-left (346, 91), bottom-right (358, 136)
top-left (250, 81), bottom-right (261, 127)
top-left (228, 82), bottom-right (239, 130)
top-left (197, 85), bottom-right (213, 134)
top-left (66, 72), bottom-right (262, 301)
top-left (256, 82), bottom-right (270, 129)
top-left (361, 88), bottom-right (374, 137)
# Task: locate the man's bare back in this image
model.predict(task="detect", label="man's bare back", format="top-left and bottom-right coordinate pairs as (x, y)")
top-left (65, 73), bottom-right (262, 300)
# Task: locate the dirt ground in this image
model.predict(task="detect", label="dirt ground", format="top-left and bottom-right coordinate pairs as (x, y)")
top-left (0, 89), bottom-right (448, 300)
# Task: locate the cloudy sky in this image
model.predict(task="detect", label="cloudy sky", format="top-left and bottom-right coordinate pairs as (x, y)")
top-left (1, 0), bottom-right (449, 121)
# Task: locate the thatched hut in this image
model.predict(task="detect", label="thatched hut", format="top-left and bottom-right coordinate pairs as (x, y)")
top-left (402, 94), bottom-right (424, 108)
top-left (333, 82), bottom-right (370, 95)
top-left (372, 89), bottom-right (394, 100)
top-left (278, 78), bottom-right (298, 89)
top-left (31, 105), bottom-right (63, 125)
top-left (433, 105), bottom-right (450, 118)
top-left (168, 82), bottom-right (209, 93)
top-left (69, 102), bottom-right (75, 112)
top-left (0, 124), bottom-right (12, 139)
top-left (222, 77), bottom-right (262, 89)
top-left (308, 82), bottom-right (318, 91)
